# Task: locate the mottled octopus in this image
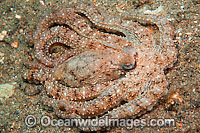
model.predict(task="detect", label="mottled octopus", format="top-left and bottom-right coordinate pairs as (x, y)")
top-left (23, 2), bottom-right (177, 131)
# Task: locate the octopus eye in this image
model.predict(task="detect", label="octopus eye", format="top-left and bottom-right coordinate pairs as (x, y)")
top-left (122, 62), bottom-right (135, 71)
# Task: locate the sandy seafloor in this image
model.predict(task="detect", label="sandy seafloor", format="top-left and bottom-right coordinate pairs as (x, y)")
top-left (0, 0), bottom-right (199, 132)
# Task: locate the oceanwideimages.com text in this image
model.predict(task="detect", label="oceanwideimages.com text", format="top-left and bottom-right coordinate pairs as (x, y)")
top-left (25, 115), bottom-right (175, 129)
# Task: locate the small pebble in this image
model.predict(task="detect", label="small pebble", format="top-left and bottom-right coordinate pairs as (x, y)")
top-left (0, 30), bottom-right (7, 41)
top-left (0, 83), bottom-right (17, 101)
top-left (0, 52), bottom-right (4, 64)
top-left (15, 14), bottom-right (21, 19)
top-left (11, 41), bottom-right (19, 48)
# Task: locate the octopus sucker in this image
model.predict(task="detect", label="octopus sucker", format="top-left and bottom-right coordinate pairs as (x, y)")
top-left (22, 1), bottom-right (177, 131)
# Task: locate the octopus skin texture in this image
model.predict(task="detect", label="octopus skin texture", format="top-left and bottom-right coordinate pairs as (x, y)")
top-left (22, 2), bottom-right (177, 131)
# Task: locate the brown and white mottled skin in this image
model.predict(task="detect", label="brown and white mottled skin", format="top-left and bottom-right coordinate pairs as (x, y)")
top-left (22, 1), bottom-right (177, 131)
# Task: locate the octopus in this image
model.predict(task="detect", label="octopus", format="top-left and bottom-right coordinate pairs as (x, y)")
top-left (22, 1), bottom-right (177, 131)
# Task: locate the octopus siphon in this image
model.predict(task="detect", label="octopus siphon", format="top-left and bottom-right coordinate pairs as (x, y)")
top-left (22, 1), bottom-right (177, 131)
